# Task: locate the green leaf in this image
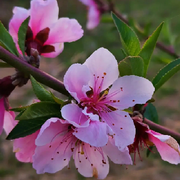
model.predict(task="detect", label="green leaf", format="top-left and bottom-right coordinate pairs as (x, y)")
top-left (0, 62), bottom-right (12, 68)
top-left (30, 76), bottom-right (55, 102)
top-left (50, 92), bottom-right (64, 105)
top-left (6, 118), bottom-right (46, 140)
top-left (16, 101), bottom-right (61, 120)
top-left (152, 58), bottom-right (180, 91)
top-left (119, 56), bottom-right (144, 76)
top-left (144, 103), bottom-right (159, 124)
top-left (138, 22), bottom-right (164, 76)
top-left (0, 21), bottom-right (18, 56)
top-left (18, 17), bottom-right (30, 56)
top-left (112, 13), bottom-right (141, 56)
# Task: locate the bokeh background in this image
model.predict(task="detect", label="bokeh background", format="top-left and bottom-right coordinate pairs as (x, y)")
top-left (0, 0), bottom-right (180, 179)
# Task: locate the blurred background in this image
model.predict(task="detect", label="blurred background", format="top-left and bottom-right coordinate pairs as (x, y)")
top-left (0, 0), bottom-right (180, 179)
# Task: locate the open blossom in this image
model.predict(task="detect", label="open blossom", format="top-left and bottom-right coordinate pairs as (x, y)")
top-left (129, 117), bottom-right (180, 164)
top-left (9, 0), bottom-right (84, 58)
top-left (79, 0), bottom-right (102, 29)
top-left (33, 118), bottom-right (132, 179)
top-left (61, 47), bottom-right (155, 150)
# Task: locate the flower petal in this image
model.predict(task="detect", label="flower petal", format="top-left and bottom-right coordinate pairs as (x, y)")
top-left (9, 7), bottom-right (29, 43)
top-left (64, 64), bottom-right (91, 102)
top-left (103, 137), bottom-right (132, 164)
top-left (147, 130), bottom-right (180, 164)
top-left (87, 6), bottom-right (100, 29)
top-left (0, 98), bottom-right (5, 135)
top-left (73, 121), bottom-right (109, 147)
top-left (3, 110), bottom-right (16, 135)
top-left (102, 110), bottom-right (135, 150)
top-left (41, 42), bottom-right (64, 58)
top-left (61, 104), bottom-right (90, 128)
top-left (13, 130), bottom-right (39, 163)
top-left (35, 117), bottom-right (67, 146)
top-left (33, 135), bottom-right (73, 174)
top-left (107, 75), bottom-right (155, 110)
top-left (46, 18), bottom-right (83, 44)
top-left (83, 48), bottom-right (119, 92)
top-left (29, 0), bottom-right (59, 36)
top-left (73, 143), bottom-right (109, 179)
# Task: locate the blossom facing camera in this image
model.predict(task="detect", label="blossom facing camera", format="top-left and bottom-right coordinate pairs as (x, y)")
top-left (62, 47), bottom-right (155, 150)
top-left (33, 118), bottom-right (132, 179)
top-left (9, 0), bottom-right (84, 58)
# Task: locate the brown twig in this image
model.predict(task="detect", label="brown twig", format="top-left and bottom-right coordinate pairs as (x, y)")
top-left (0, 46), bottom-right (69, 96)
top-left (144, 118), bottom-right (180, 144)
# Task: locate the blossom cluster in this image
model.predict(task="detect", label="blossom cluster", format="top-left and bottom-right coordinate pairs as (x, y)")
top-left (0, 0), bottom-right (180, 179)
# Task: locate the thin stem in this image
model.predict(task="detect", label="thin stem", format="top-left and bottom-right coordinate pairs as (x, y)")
top-left (106, 0), bottom-right (179, 58)
top-left (144, 118), bottom-right (180, 144)
top-left (0, 46), bottom-right (69, 96)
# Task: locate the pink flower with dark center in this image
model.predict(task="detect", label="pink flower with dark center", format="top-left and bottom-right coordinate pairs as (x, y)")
top-left (79, 0), bottom-right (103, 29)
top-left (33, 118), bottom-right (132, 178)
top-left (129, 117), bottom-right (180, 164)
top-left (9, 0), bottom-right (84, 57)
top-left (61, 47), bottom-right (155, 150)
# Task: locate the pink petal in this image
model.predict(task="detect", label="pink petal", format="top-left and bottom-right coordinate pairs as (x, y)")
top-left (107, 75), bottom-right (155, 110)
top-left (29, 0), bottom-right (59, 36)
top-left (9, 7), bottom-right (29, 43)
top-left (33, 135), bottom-right (73, 174)
top-left (45, 18), bottom-right (84, 44)
top-left (87, 6), bottom-right (100, 29)
top-left (83, 48), bottom-right (119, 92)
top-left (13, 130), bottom-right (39, 163)
top-left (103, 137), bottom-right (132, 164)
top-left (35, 118), bottom-right (67, 146)
top-left (147, 130), bottom-right (180, 164)
top-left (64, 64), bottom-right (91, 102)
top-left (102, 111), bottom-right (135, 150)
top-left (61, 104), bottom-right (90, 128)
top-left (0, 98), bottom-right (5, 135)
top-left (3, 110), bottom-right (16, 135)
top-left (73, 143), bottom-right (109, 179)
top-left (79, 0), bottom-right (94, 6)
top-left (73, 121), bottom-right (109, 147)
top-left (41, 42), bottom-right (64, 58)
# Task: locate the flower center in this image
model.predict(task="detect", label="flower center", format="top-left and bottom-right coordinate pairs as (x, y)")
top-left (25, 26), bottom-right (55, 56)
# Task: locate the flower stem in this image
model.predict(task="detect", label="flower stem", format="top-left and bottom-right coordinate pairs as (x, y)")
top-left (144, 118), bottom-right (180, 144)
top-left (0, 46), bottom-right (69, 96)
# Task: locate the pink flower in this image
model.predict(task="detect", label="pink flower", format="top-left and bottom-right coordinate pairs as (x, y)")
top-left (62, 47), bottom-right (155, 150)
top-left (79, 0), bottom-right (102, 29)
top-left (147, 130), bottom-right (180, 164)
top-left (33, 118), bottom-right (132, 178)
top-left (3, 99), bottom-right (41, 163)
top-left (129, 117), bottom-right (180, 164)
top-left (9, 0), bottom-right (84, 58)
top-left (0, 76), bottom-right (16, 135)
top-left (13, 131), bottom-right (39, 163)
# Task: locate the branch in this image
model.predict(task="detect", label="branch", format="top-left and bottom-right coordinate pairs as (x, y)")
top-left (106, 0), bottom-right (179, 58)
top-left (144, 118), bottom-right (180, 144)
top-left (0, 46), bottom-right (69, 96)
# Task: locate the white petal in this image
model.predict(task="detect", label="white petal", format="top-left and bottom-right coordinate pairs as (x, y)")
top-left (83, 48), bottom-right (119, 92)
top-left (73, 143), bottom-right (109, 179)
top-left (107, 75), bottom-right (155, 110)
